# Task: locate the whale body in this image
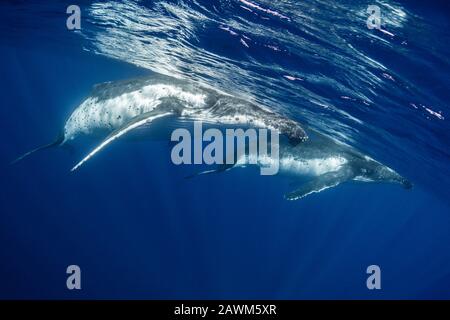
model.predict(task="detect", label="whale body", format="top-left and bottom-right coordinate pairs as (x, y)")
top-left (12, 74), bottom-right (307, 171)
top-left (208, 129), bottom-right (412, 200)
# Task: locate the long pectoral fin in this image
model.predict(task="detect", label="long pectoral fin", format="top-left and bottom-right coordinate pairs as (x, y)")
top-left (285, 168), bottom-right (354, 201)
top-left (71, 111), bottom-right (173, 172)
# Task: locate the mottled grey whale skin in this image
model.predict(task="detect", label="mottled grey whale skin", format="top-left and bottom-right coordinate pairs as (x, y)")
top-left (12, 74), bottom-right (307, 170)
top-left (211, 129), bottom-right (412, 200)
top-left (63, 74), bottom-right (307, 144)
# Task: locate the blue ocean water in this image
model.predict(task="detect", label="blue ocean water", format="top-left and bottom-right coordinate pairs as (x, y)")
top-left (0, 0), bottom-right (449, 299)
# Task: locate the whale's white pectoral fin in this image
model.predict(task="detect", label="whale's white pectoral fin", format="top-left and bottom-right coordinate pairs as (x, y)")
top-left (71, 111), bottom-right (174, 172)
top-left (285, 167), bottom-right (354, 201)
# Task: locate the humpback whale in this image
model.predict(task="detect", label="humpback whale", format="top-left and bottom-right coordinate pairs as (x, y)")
top-left (12, 74), bottom-right (306, 171)
top-left (196, 129), bottom-right (412, 200)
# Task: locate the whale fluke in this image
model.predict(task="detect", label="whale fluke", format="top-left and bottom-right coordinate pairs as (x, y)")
top-left (10, 132), bottom-right (65, 165)
top-left (71, 110), bottom-right (174, 172)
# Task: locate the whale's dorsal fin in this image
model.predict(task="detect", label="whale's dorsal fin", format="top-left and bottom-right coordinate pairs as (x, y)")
top-left (71, 110), bottom-right (174, 172)
top-left (285, 167), bottom-right (354, 200)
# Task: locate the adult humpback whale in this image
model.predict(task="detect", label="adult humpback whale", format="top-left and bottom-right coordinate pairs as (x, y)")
top-left (12, 74), bottom-right (307, 170)
top-left (193, 129), bottom-right (412, 200)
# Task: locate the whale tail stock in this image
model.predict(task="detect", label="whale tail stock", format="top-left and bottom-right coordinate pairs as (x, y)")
top-left (10, 131), bottom-right (65, 165)
top-left (184, 163), bottom-right (235, 179)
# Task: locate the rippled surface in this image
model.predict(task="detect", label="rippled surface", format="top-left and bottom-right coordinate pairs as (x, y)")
top-left (1, 0), bottom-right (449, 298)
top-left (80, 0), bottom-right (450, 194)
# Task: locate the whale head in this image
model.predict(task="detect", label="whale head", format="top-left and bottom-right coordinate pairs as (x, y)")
top-left (356, 157), bottom-right (412, 189)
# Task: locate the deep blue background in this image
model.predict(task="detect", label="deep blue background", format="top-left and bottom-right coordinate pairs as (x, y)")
top-left (0, 0), bottom-right (449, 299)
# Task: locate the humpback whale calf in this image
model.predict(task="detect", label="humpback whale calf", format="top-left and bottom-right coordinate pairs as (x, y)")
top-left (12, 74), bottom-right (307, 171)
top-left (194, 129), bottom-right (412, 200)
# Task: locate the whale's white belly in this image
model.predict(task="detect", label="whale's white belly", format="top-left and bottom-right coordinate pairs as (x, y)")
top-left (237, 154), bottom-right (348, 176)
top-left (280, 156), bottom-right (348, 176)
top-left (63, 84), bottom-right (207, 141)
